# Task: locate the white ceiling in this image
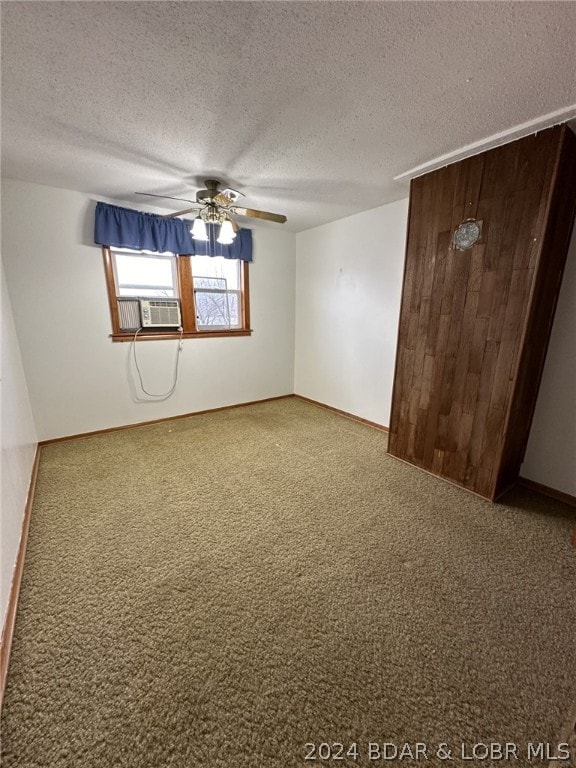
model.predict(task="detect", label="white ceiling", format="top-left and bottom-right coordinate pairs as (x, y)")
top-left (2, 1), bottom-right (576, 232)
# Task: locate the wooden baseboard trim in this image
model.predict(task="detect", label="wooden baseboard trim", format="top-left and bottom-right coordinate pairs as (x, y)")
top-left (518, 476), bottom-right (576, 508)
top-left (38, 395), bottom-right (295, 446)
top-left (294, 394), bottom-right (389, 433)
top-left (40, 394), bottom-right (392, 446)
top-left (0, 445), bottom-right (41, 711)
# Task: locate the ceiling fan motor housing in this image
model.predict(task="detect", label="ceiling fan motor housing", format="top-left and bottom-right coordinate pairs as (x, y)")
top-left (196, 179), bottom-right (221, 203)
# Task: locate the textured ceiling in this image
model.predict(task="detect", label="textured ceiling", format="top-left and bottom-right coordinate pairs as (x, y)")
top-left (2, 1), bottom-right (576, 232)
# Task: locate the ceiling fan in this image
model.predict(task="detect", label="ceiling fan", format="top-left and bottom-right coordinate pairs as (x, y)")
top-left (137, 179), bottom-right (287, 244)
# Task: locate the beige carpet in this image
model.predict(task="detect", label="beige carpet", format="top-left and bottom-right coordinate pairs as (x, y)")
top-left (2, 397), bottom-right (576, 767)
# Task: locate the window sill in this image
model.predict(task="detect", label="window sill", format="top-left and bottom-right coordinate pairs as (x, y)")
top-left (110, 329), bottom-right (253, 342)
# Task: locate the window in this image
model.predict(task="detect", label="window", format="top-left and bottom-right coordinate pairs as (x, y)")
top-left (113, 251), bottom-right (177, 298)
top-left (192, 255), bottom-right (242, 330)
top-left (102, 247), bottom-right (250, 341)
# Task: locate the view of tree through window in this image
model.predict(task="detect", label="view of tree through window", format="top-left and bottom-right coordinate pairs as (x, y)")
top-left (192, 256), bottom-right (241, 329)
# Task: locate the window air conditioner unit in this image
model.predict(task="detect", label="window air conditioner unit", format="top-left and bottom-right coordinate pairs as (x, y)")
top-left (139, 299), bottom-right (181, 328)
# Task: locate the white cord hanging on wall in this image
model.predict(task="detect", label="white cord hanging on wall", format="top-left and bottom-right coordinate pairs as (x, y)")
top-left (130, 327), bottom-right (184, 400)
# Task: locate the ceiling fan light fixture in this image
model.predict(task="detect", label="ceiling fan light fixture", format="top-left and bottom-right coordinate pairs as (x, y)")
top-left (191, 216), bottom-right (208, 241)
top-left (158, 179), bottom-right (286, 226)
top-left (217, 218), bottom-right (237, 245)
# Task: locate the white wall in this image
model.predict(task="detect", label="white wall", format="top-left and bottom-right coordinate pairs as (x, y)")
top-left (294, 199), bottom-right (408, 426)
top-left (521, 226), bottom-right (576, 497)
top-left (1, 179), bottom-right (295, 441)
top-left (1, 261), bottom-right (38, 627)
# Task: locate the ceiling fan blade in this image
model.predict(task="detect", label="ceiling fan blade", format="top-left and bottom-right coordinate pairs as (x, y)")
top-left (164, 206), bottom-right (201, 218)
top-left (135, 192), bottom-right (195, 204)
top-left (231, 206), bottom-right (287, 224)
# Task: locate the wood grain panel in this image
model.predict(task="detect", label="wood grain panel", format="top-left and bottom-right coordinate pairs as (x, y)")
top-left (388, 125), bottom-right (576, 500)
top-left (495, 125), bottom-right (576, 496)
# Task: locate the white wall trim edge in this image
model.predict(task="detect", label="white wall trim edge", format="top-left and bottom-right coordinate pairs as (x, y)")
top-left (394, 106), bottom-right (576, 181)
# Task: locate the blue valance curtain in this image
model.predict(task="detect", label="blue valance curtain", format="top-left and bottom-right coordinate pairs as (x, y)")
top-left (94, 202), bottom-right (253, 261)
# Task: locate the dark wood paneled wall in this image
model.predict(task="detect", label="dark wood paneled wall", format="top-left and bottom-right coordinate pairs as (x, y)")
top-left (388, 125), bottom-right (576, 500)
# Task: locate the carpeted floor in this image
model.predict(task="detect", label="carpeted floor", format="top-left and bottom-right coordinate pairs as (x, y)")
top-left (2, 397), bottom-right (576, 767)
